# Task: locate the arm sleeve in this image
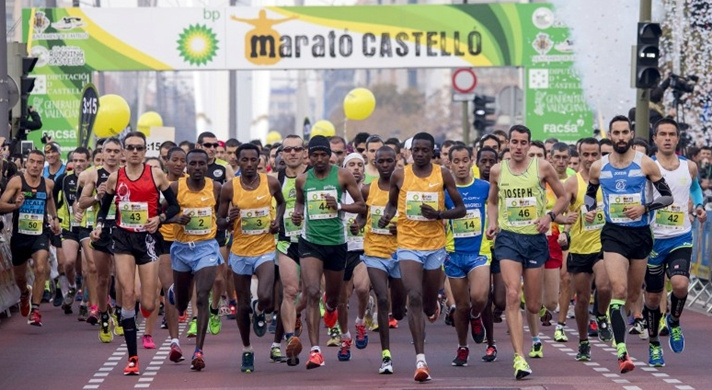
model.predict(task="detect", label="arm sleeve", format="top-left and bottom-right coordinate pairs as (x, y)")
top-left (96, 191), bottom-right (115, 223)
top-left (691, 177), bottom-right (704, 207)
top-left (645, 178), bottom-right (674, 212)
top-left (161, 187), bottom-right (180, 221)
top-left (584, 181), bottom-right (600, 212)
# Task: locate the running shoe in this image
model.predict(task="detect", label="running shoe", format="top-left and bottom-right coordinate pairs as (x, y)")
top-left (355, 322), bottom-right (368, 349)
top-left (99, 314), bottom-right (113, 343)
top-left (209, 312), bottom-right (222, 335)
top-left (252, 300), bottom-right (267, 337)
top-left (365, 296), bottom-right (375, 330)
top-left (19, 288), bottom-right (31, 317)
top-left (618, 352), bottom-right (635, 374)
top-left (87, 306), bottom-right (99, 326)
top-left (554, 326), bottom-right (568, 342)
top-left (178, 311), bottom-right (188, 323)
top-left (111, 311), bottom-right (124, 336)
top-left (596, 315), bottom-right (613, 342)
top-left (470, 314), bottom-right (486, 344)
top-left (160, 317), bottom-right (167, 329)
top-left (370, 314), bottom-right (380, 331)
top-left (286, 336), bottom-right (302, 367)
top-left (575, 340), bottom-right (591, 361)
top-left (628, 318), bottom-right (645, 335)
top-left (169, 341), bottom-right (184, 363)
top-left (327, 327), bottom-right (340, 347)
top-left (42, 282), bottom-right (51, 303)
top-left (295, 314), bottom-right (303, 337)
top-left (444, 306), bottom-right (455, 327)
top-left (482, 345), bottom-right (498, 362)
top-left (648, 343), bottom-right (665, 367)
top-left (306, 350), bottom-right (325, 369)
top-left (452, 346), bottom-right (469, 366)
top-left (62, 288), bottom-right (76, 314)
top-left (227, 300), bottom-right (237, 320)
top-left (323, 307), bottom-right (338, 329)
top-left (540, 307), bottom-right (552, 326)
top-left (191, 350), bottom-right (205, 371)
top-left (388, 314), bottom-right (398, 329)
top-left (414, 361), bottom-right (431, 382)
top-left (513, 355), bottom-right (532, 380)
top-left (528, 342), bottom-right (543, 358)
top-left (658, 316), bottom-right (669, 336)
top-left (337, 337), bottom-right (352, 361)
top-left (142, 335), bottom-right (156, 349)
top-left (77, 304), bottom-right (88, 322)
top-left (241, 351), bottom-right (255, 373)
top-left (587, 318), bottom-right (598, 337)
top-left (666, 314), bottom-right (684, 353)
top-left (270, 346), bottom-right (287, 363)
top-left (379, 355), bottom-right (393, 374)
top-left (268, 313), bottom-right (277, 334)
top-left (28, 309), bottom-right (42, 326)
top-left (187, 318), bottom-right (197, 338)
top-left (493, 307), bottom-right (503, 323)
top-left (52, 283), bottom-right (63, 307)
top-left (123, 356), bottom-right (139, 376)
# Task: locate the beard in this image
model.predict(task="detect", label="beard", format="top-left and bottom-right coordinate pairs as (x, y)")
top-left (613, 139), bottom-right (633, 154)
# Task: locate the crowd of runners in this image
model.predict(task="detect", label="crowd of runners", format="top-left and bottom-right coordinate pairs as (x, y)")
top-left (1, 115), bottom-right (704, 382)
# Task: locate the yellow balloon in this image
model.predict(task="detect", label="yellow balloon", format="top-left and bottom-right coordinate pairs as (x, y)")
top-left (93, 94), bottom-right (130, 138)
top-left (311, 120), bottom-right (335, 138)
top-left (266, 130), bottom-right (282, 145)
top-left (343, 87), bottom-right (376, 120)
top-left (137, 111), bottom-right (163, 136)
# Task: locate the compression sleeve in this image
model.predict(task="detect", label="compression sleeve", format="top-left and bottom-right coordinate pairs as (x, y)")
top-left (691, 178), bottom-right (704, 207)
top-left (161, 187), bottom-right (180, 221)
top-left (584, 181), bottom-right (600, 212)
top-left (645, 178), bottom-right (674, 212)
top-left (96, 192), bottom-right (115, 223)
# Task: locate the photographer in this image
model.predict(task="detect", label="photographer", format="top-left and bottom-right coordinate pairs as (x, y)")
top-left (19, 106), bottom-right (43, 134)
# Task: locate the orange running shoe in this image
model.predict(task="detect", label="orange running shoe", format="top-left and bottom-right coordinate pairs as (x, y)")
top-left (388, 314), bottom-right (398, 329)
top-left (286, 336), bottom-right (303, 367)
top-left (28, 309), bottom-right (42, 326)
top-left (414, 361), bottom-right (432, 382)
top-left (618, 353), bottom-right (635, 374)
top-left (124, 356), bottom-right (139, 376)
top-left (178, 311), bottom-right (188, 323)
top-left (20, 288), bottom-right (31, 317)
top-left (306, 350), bottom-right (325, 369)
top-left (323, 308), bottom-right (338, 329)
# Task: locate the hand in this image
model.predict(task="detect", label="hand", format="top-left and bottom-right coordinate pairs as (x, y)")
top-left (378, 214), bottom-right (392, 229)
top-left (323, 194), bottom-right (338, 210)
top-left (96, 183), bottom-right (107, 198)
top-left (144, 216), bottom-right (160, 233)
top-left (696, 206), bottom-right (707, 223)
top-left (14, 193), bottom-right (25, 209)
top-left (623, 205), bottom-right (646, 220)
top-left (485, 223), bottom-right (498, 240)
top-left (585, 210), bottom-right (596, 224)
top-left (50, 219), bottom-right (60, 235)
top-left (227, 207), bottom-right (240, 224)
top-left (419, 203), bottom-right (438, 219)
top-left (28, 106), bottom-right (35, 113)
top-left (269, 219), bottom-right (279, 234)
top-left (557, 232), bottom-right (568, 246)
top-left (535, 215), bottom-right (552, 234)
top-left (74, 208), bottom-right (84, 224)
top-left (388, 221), bottom-right (397, 235)
top-left (176, 214), bottom-right (191, 225)
top-left (90, 226), bottom-right (102, 242)
top-left (564, 213), bottom-right (578, 225)
top-left (291, 210), bottom-right (303, 226)
top-left (349, 220), bottom-right (360, 235)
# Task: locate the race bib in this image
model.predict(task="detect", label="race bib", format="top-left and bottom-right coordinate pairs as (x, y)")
top-left (370, 205), bottom-right (392, 235)
top-left (69, 205), bottom-right (79, 228)
top-left (451, 209), bottom-right (482, 238)
top-left (106, 203), bottom-right (116, 221)
top-left (608, 194), bottom-right (642, 223)
top-left (118, 201), bottom-right (148, 229)
top-left (581, 205), bottom-right (605, 231)
top-left (184, 207), bottom-right (212, 235)
top-left (655, 204), bottom-right (685, 231)
top-left (284, 210), bottom-right (302, 237)
top-left (405, 191), bottom-right (438, 221)
top-left (241, 207), bottom-right (270, 235)
top-left (18, 212), bottom-right (44, 235)
top-left (306, 190), bottom-right (338, 220)
top-left (505, 197), bottom-right (537, 226)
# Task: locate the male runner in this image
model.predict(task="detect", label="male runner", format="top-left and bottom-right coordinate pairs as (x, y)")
top-left (0, 150), bottom-right (60, 326)
top-left (363, 135), bottom-right (383, 184)
top-left (91, 131), bottom-right (180, 375)
top-left (168, 148), bottom-right (222, 371)
top-left (43, 142), bottom-right (66, 306)
top-left (379, 132), bottom-right (466, 382)
top-left (356, 145), bottom-right (405, 374)
top-left (584, 115), bottom-right (672, 373)
top-left (291, 136), bottom-right (365, 369)
top-left (445, 145), bottom-right (490, 367)
top-left (218, 143), bottom-right (285, 373)
top-left (560, 137), bottom-right (613, 362)
top-left (644, 118), bottom-right (706, 366)
top-left (485, 125), bottom-right (568, 379)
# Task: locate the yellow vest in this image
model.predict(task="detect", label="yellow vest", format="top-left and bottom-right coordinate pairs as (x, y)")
top-left (568, 173), bottom-right (604, 254)
top-left (174, 177), bottom-right (217, 243)
top-left (364, 180), bottom-right (398, 258)
top-left (397, 164), bottom-right (446, 250)
top-left (231, 174), bottom-right (275, 256)
top-left (497, 158), bottom-right (547, 235)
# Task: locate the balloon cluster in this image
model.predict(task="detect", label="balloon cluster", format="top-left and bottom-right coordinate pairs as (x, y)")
top-left (93, 94), bottom-right (164, 138)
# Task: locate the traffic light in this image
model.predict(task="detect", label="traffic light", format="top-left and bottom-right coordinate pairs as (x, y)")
top-left (20, 56), bottom-right (38, 117)
top-left (635, 22), bottom-right (661, 89)
top-left (473, 95), bottom-right (496, 133)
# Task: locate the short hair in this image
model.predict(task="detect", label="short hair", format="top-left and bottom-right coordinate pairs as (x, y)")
top-left (412, 132), bottom-right (435, 148)
top-left (493, 129), bottom-right (508, 141)
top-left (384, 138), bottom-right (401, 154)
top-left (145, 157), bottom-right (163, 171)
top-left (499, 148), bottom-right (510, 159)
top-left (509, 125), bottom-right (531, 141)
top-left (352, 132), bottom-right (370, 146)
top-left (448, 145), bottom-right (472, 161)
top-left (441, 139), bottom-right (456, 149)
top-left (633, 137), bottom-right (650, 154)
top-left (225, 138), bottom-right (240, 148)
top-left (551, 142), bottom-right (570, 154)
top-left (688, 146), bottom-right (700, 159)
top-left (530, 140), bottom-right (547, 158)
top-left (104, 137), bottom-right (122, 148)
top-left (167, 147), bottom-right (186, 160)
top-left (179, 140), bottom-right (195, 149)
top-left (477, 146), bottom-right (499, 162)
top-left (186, 148), bottom-right (209, 162)
top-left (72, 147), bottom-right (91, 160)
top-left (123, 131), bottom-right (146, 146)
top-left (95, 138), bottom-right (106, 148)
top-left (92, 149), bottom-right (102, 159)
top-left (329, 136), bottom-right (347, 147)
top-left (28, 150), bottom-right (45, 161)
top-left (479, 134), bottom-right (500, 149)
top-left (236, 143), bottom-right (261, 159)
top-left (599, 138), bottom-right (613, 146)
top-left (197, 131), bottom-right (217, 144)
top-left (365, 135), bottom-right (384, 148)
top-left (579, 137), bottom-right (600, 148)
top-left (250, 139), bottom-right (263, 149)
top-left (284, 134), bottom-right (303, 143)
top-left (569, 149), bottom-right (579, 158)
top-left (160, 141), bottom-right (177, 151)
top-left (609, 115), bottom-right (632, 131)
top-left (375, 145), bottom-right (396, 158)
top-left (653, 117), bottom-right (680, 136)
top-left (544, 137), bottom-right (559, 144)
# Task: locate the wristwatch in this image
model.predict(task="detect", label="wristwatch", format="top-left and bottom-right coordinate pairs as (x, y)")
top-left (547, 211), bottom-right (557, 222)
top-left (436, 211), bottom-right (442, 220)
top-left (159, 214), bottom-right (166, 223)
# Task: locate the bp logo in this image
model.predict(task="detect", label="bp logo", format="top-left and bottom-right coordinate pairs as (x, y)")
top-left (375, 209), bottom-right (381, 215)
top-left (247, 212), bottom-right (253, 218)
top-left (511, 201), bottom-right (517, 207)
top-left (123, 204), bottom-right (130, 210)
top-left (177, 24), bottom-right (219, 66)
top-left (312, 194), bottom-right (318, 200)
top-left (413, 194), bottom-right (419, 201)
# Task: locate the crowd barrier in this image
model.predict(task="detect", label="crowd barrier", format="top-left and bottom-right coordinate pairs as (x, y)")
top-left (688, 211), bottom-right (712, 313)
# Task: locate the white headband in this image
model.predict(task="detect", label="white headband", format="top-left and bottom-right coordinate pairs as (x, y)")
top-left (343, 152), bottom-right (365, 167)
